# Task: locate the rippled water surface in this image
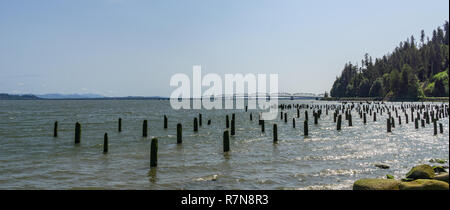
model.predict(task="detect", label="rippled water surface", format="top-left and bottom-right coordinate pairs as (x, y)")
top-left (0, 100), bottom-right (448, 190)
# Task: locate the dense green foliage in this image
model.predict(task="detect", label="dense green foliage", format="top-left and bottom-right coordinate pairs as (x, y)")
top-left (331, 21), bottom-right (449, 100)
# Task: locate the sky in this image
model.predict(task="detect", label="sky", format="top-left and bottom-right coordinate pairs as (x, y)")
top-left (0, 0), bottom-right (449, 97)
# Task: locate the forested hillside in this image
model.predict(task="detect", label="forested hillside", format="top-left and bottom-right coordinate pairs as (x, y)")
top-left (330, 21), bottom-right (449, 100)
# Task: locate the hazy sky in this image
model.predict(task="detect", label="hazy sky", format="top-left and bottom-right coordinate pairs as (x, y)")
top-left (1, 0), bottom-right (449, 97)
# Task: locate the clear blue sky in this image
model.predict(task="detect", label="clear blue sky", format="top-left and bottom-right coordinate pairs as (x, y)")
top-left (1, 0), bottom-right (448, 97)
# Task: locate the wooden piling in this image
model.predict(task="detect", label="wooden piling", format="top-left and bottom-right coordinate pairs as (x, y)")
top-left (304, 120), bottom-right (308, 136)
top-left (261, 120), bottom-right (265, 133)
top-left (199, 114), bottom-right (202, 127)
top-left (292, 118), bottom-right (296, 128)
top-left (75, 122), bottom-right (81, 144)
top-left (363, 113), bottom-right (366, 124)
top-left (439, 123), bottom-right (443, 133)
top-left (223, 130), bottom-right (230, 152)
top-left (150, 138), bottom-right (158, 167)
top-left (164, 115), bottom-right (168, 129)
top-left (387, 118), bottom-right (391, 133)
top-left (194, 118), bottom-right (198, 132)
top-left (337, 115), bottom-right (342, 131)
top-left (231, 119), bottom-right (235, 136)
top-left (103, 133), bottom-right (108, 153)
top-left (177, 123), bottom-right (182, 144)
top-left (118, 118), bottom-right (122, 132)
top-left (143, 120), bottom-right (148, 137)
top-left (53, 121), bottom-right (58, 137)
top-left (226, 115), bottom-right (230, 128)
top-left (348, 114), bottom-right (352, 127)
top-left (433, 120), bottom-right (437, 136)
top-left (273, 124), bottom-right (278, 143)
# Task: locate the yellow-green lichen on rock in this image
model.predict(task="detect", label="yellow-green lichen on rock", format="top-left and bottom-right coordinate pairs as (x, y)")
top-left (353, 178), bottom-right (400, 190)
top-left (433, 173), bottom-right (449, 183)
top-left (399, 179), bottom-right (449, 190)
top-left (406, 164), bottom-right (435, 180)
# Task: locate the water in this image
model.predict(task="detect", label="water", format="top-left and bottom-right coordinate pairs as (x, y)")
top-left (0, 100), bottom-right (448, 190)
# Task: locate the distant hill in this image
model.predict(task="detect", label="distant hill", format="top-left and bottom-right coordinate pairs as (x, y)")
top-left (0, 93), bottom-right (40, 100)
top-left (37, 93), bottom-right (104, 99)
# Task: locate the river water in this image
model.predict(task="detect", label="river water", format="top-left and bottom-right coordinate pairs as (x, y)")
top-left (0, 100), bottom-right (448, 189)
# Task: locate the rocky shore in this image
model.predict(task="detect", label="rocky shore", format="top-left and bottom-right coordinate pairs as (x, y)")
top-left (353, 160), bottom-right (449, 190)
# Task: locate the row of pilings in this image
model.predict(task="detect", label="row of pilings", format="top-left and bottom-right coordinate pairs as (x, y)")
top-left (52, 101), bottom-right (449, 168)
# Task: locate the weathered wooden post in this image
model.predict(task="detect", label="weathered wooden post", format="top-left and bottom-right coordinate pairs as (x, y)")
top-left (297, 109), bottom-right (300, 118)
top-left (374, 112), bottom-right (377, 122)
top-left (391, 117), bottom-right (395, 128)
top-left (261, 120), bottom-right (265, 133)
top-left (177, 123), bottom-right (182, 144)
top-left (292, 118), bottom-right (296, 128)
top-left (305, 111), bottom-right (308, 121)
top-left (223, 130), bottom-right (230, 152)
top-left (304, 120), bottom-right (308, 136)
top-left (207, 119), bottom-right (211, 125)
top-left (143, 120), bottom-right (148, 137)
top-left (363, 113), bottom-right (367, 124)
top-left (245, 106), bottom-right (248, 112)
top-left (405, 114), bottom-right (409, 124)
top-left (415, 118), bottom-right (419, 129)
top-left (334, 112), bottom-right (337, 123)
top-left (164, 115), bottom-right (168, 129)
top-left (433, 120), bottom-right (437, 136)
top-left (226, 115), bottom-right (230, 128)
top-left (284, 113), bottom-right (287, 123)
top-left (398, 116), bottom-right (401, 125)
top-left (194, 118), bottom-right (198, 132)
top-left (75, 122), bottom-right (81, 144)
top-left (231, 119), bottom-right (235, 136)
top-left (103, 133), bottom-right (108, 153)
top-left (387, 118), bottom-right (391, 133)
top-left (314, 113), bottom-right (318, 125)
top-left (199, 113), bottom-right (202, 127)
top-left (439, 123), bottom-right (443, 133)
top-left (53, 121), bottom-right (58, 137)
top-left (421, 119), bottom-right (425, 127)
top-left (348, 113), bottom-right (352, 127)
top-left (273, 124), bottom-right (278, 143)
top-left (150, 138), bottom-right (158, 167)
top-left (337, 115), bottom-right (342, 131)
top-left (118, 118), bottom-right (122, 132)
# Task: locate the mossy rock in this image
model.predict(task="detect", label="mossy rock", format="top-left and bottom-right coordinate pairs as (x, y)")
top-left (374, 164), bottom-right (390, 169)
top-left (433, 173), bottom-right (449, 183)
top-left (399, 179), bottom-right (449, 190)
top-left (433, 166), bottom-right (447, 173)
top-left (406, 164), bottom-right (435, 180)
top-left (429, 159), bottom-right (447, 164)
top-left (353, 179), bottom-right (400, 190)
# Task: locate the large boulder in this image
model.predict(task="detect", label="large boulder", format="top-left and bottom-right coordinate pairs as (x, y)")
top-left (399, 179), bottom-right (449, 190)
top-left (433, 166), bottom-right (447, 173)
top-left (406, 164), bottom-right (435, 180)
top-left (433, 173), bottom-right (449, 183)
top-left (353, 179), bottom-right (400, 190)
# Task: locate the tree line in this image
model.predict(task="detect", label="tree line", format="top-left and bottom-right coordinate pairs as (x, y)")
top-left (330, 21), bottom-right (449, 100)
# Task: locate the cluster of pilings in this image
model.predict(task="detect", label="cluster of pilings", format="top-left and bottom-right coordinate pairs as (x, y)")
top-left (51, 101), bottom-right (448, 168)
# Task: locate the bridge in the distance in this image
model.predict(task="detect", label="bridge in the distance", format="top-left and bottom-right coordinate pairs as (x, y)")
top-left (212, 92), bottom-right (324, 100)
